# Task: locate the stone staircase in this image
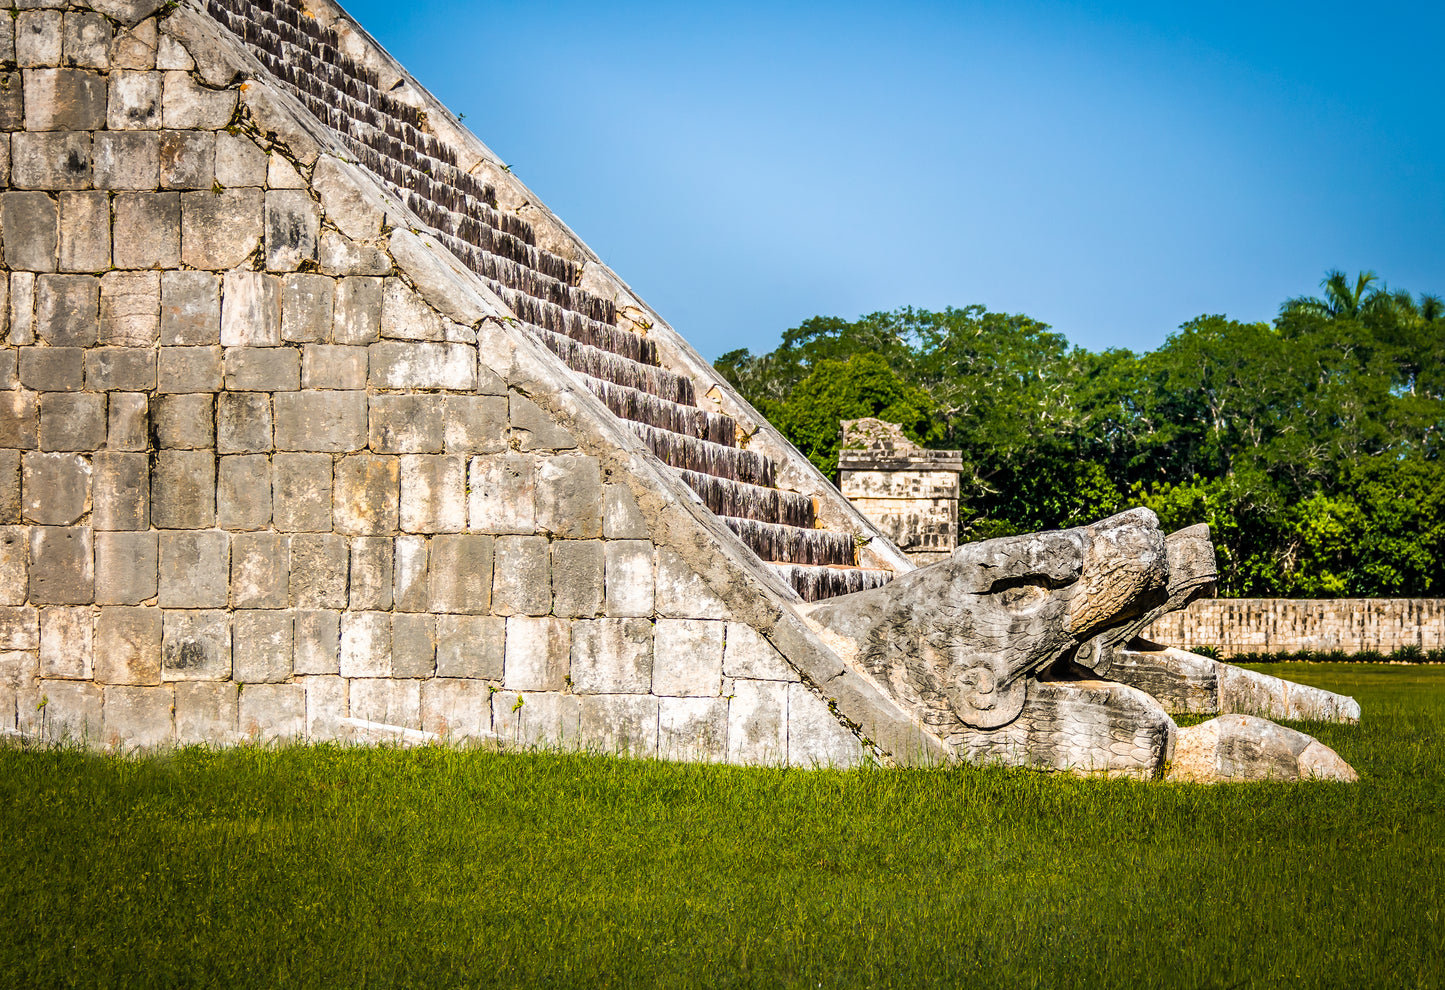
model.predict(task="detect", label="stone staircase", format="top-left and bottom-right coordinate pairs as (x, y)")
top-left (206, 0), bottom-right (893, 600)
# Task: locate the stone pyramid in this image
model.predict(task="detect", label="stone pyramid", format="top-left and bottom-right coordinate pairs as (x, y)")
top-left (0, 0), bottom-right (1359, 778)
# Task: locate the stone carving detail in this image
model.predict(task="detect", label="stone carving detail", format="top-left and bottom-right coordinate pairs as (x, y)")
top-left (804, 508), bottom-right (1360, 781)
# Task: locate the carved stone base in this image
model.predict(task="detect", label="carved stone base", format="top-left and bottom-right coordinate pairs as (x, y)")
top-left (1167, 715), bottom-right (1358, 783)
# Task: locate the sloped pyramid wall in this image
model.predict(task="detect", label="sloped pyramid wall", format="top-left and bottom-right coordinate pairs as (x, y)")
top-left (0, 0), bottom-right (946, 765)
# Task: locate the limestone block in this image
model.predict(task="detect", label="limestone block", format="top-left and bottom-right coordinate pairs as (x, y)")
top-left (95, 605), bottom-right (162, 684)
top-left (511, 394), bottom-right (576, 452)
top-left (214, 130), bottom-right (266, 187)
top-left (0, 526), bottom-right (25, 603)
top-left (107, 69), bottom-right (161, 129)
top-left (350, 677), bottom-right (422, 730)
top-left (333, 276), bottom-right (382, 344)
top-left (368, 394), bottom-right (443, 454)
top-left (181, 188), bottom-right (264, 270)
top-left (215, 453), bottom-right (271, 528)
top-left (158, 530), bottom-right (228, 608)
top-left (159, 129), bottom-right (214, 190)
top-left (238, 683), bottom-right (305, 742)
top-left (11, 131), bottom-right (92, 190)
top-left (491, 536), bottom-right (551, 616)
top-left (1, 192), bottom-right (58, 272)
top-left (94, 131), bottom-right (160, 190)
top-left (339, 610), bottom-right (391, 678)
top-left (429, 534), bottom-right (493, 614)
top-left (400, 454), bottom-right (466, 533)
top-left (503, 615), bottom-right (569, 691)
top-left (224, 347), bottom-right (299, 392)
top-left (348, 536), bottom-right (393, 611)
top-left (656, 548), bottom-right (726, 619)
top-left (379, 279), bottom-right (444, 342)
top-left (604, 540), bottom-right (654, 618)
top-left (467, 455), bottom-right (537, 534)
top-left (728, 679), bottom-right (789, 765)
top-left (392, 534), bottom-right (429, 612)
top-left (293, 609), bottom-right (340, 676)
top-left (653, 619), bottom-right (724, 698)
top-left (273, 392), bottom-right (366, 452)
top-left (237, 75), bottom-right (321, 166)
top-left (298, 674), bottom-right (346, 740)
top-left (111, 18), bottom-right (159, 71)
top-left (1216, 663), bottom-right (1362, 724)
top-left (0, 68), bottom-right (18, 130)
top-left (157, 346), bottom-right (222, 393)
top-left (94, 530), bottom-right (157, 605)
top-left (90, 1), bottom-right (168, 29)
top-left (435, 614), bottom-right (504, 679)
top-left (62, 11), bottom-right (111, 68)
top-left (604, 484), bottom-right (649, 540)
top-left (229, 531), bottom-right (286, 608)
top-left (578, 693), bottom-right (658, 757)
top-left (536, 455), bottom-right (602, 539)
top-left (444, 395), bottom-right (507, 454)
top-left (333, 453), bottom-right (399, 536)
top-left (311, 156), bottom-right (386, 240)
top-left (57, 192), bottom-right (111, 273)
top-left (38, 393), bottom-right (106, 451)
top-left (85, 347), bottom-right (156, 392)
top-left (659, 697), bottom-right (729, 762)
top-left (1, 391), bottom-right (38, 449)
top-left (570, 618), bottom-right (652, 695)
top-left (271, 452), bottom-right (332, 532)
top-left (392, 612), bottom-right (436, 678)
top-left (159, 609), bottom-right (229, 681)
top-left (175, 681), bottom-right (240, 745)
top-left (20, 347), bottom-right (84, 391)
top-left (22, 451), bottom-right (91, 526)
top-left (421, 678), bottom-right (493, 740)
top-left (37, 679), bottom-right (103, 745)
top-left (552, 540), bottom-right (604, 618)
top-left (319, 232), bottom-right (391, 278)
top-left (161, 68), bottom-right (234, 128)
top-left (281, 274), bottom-right (334, 343)
top-left (303, 344), bottom-right (366, 390)
top-left (160, 271), bottom-right (220, 345)
top-left (232, 610), bottom-right (293, 684)
top-left (99, 271), bottom-right (161, 346)
top-left (368, 341), bottom-right (477, 391)
top-left (10, 272), bottom-right (39, 345)
top-left (266, 153), bottom-right (305, 190)
top-left (28, 526), bottom-right (93, 605)
top-left (216, 393), bottom-right (273, 455)
top-left (102, 684), bottom-right (173, 750)
top-left (152, 393), bottom-right (214, 449)
top-left (265, 189), bottom-right (319, 272)
top-left (24, 68), bottom-right (107, 131)
top-left (220, 272), bottom-right (280, 348)
top-left (0, 606), bottom-right (39, 652)
top-left (39, 606), bottom-right (92, 680)
top-left (92, 451), bottom-right (149, 531)
top-left (1167, 714), bottom-right (1358, 783)
top-left (787, 684), bottom-right (863, 768)
top-left (289, 534), bottom-right (348, 608)
top-left (16, 12), bottom-right (63, 68)
top-left (723, 623), bottom-right (798, 682)
top-left (36, 274), bottom-right (98, 346)
top-left (482, 689), bottom-right (573, 748)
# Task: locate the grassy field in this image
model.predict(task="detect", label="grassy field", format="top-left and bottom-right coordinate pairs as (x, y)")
top-left (2, 664), bottom-right (1442, 989)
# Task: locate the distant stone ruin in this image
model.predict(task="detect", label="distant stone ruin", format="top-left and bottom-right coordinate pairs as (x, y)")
top-left (0, 0), bottom-right (1358, 781)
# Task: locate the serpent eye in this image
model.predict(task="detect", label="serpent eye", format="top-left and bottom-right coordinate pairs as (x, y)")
top-left (998, 582), bottom-right (1048, 610)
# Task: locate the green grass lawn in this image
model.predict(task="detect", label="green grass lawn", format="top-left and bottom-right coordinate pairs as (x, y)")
top-left (2, 664), bottom-right (1442, 989)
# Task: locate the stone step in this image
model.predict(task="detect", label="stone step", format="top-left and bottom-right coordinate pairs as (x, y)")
top-left (722, 518), bottom-right (857, 568)
top-left (535, 330), bottom-right (695, 407)
top-left (582, 376), bottom-right (736, 446)
top-left (765, 564), bottom-right (894, 602)
top-left (677, 471), bottom-right (815, 529)
top-left (627, 423), bottom-right (775, 488)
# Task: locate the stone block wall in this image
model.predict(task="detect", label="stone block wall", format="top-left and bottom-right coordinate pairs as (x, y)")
top-left (0, 1), bottom-right (867, 765)
top-left (837, 420), bottom-right (961, 566)
top-left (1143, 598), bottom-right (1445, 656)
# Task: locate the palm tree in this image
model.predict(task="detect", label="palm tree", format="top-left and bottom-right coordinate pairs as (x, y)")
top-left (1281, 269), bottom-right (1392, 320)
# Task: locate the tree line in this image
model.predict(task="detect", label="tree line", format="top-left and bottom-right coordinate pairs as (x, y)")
top-left (714, 271), bottom-right (1445, 597)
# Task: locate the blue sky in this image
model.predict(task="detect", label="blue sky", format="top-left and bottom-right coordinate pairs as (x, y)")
top-left (345, 0), bottom-right (1444, 360)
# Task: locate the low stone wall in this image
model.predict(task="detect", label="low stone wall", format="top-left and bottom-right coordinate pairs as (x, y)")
top-left (1142, 599), bottom-right (1445, 655)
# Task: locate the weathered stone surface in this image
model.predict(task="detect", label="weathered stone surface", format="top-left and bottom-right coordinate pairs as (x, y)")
top-left (107, 393), bottom-right (148, 451)
top-left (339, 611), bottom-right (391, 678)
top-left (16, 12), bottom-right (63, 68)
top-left (181, 188), bottom-right (263, 270)
top-left (723, 624), bottom-right (798, 682)
top-left (265, 189), bottom-right (320, 272)
top-left (467, 454), bottom-right (536, 534)
top-left (298, 674), bottom-right (346, 740)
top-left (40, 606), bottom-right (93, 680)
top-left (304, 344), bottom-right (366, 390)
top-left (159, 129), bottom-right (214, 190)
top-left (92, 451), bottom-right (148, 530)
top-left (151, 450), bottom-right (215, 529)
top-left (175, 681), bottom-right (240, 745)
top-left (12, 131), bottom-right (93, 190)
top-left (428, 534), bottom-right (493, 614)
top-left (36, 678), bottom-right (104, 744)
top-left (333, 276), bottom-right (382, 344)
top-left (102, 685), bottom-right (173, 750)
top-left (350, 677), bottom-right (422, 730)
top-left (273, 391), bottom-right (366, 452)
top-left (220, 272), bottom-right (280, 348)
top-left (216, 393), bottom-right (272, 455)
top-left (87, 271), bottom-right (153, 345)
top-left (94, 131), bottom-right (160, 190)
top-left (229, 531), bottom-right (286, 608)
top-left (1167, 714), bottom-right (1357, 783)
top-left (281, 274), bottom-right (334, 343)
top-left (368, 394), bottom-right (442, 454)
top-left (604, 540), bottom-right (654, 618)
top-left (552, 540), bottom-right (604, 618)
top-left (1, 391), bottom-right (38, 449)
top-left (571, 618), bottom-right (652, 694)
top-left (511, 394), bottom-right (576, 452)
top-left (22, 452), bottom-right (91, 526)
top-left (503, 615), bottom-right (569, 691)
top-left (655, 548), bottom-right (725, 620)
top-left (160, 609), bottom-right (230, 682)
top-left (64, 13), bottom-right (112, 69)
top-left (333, 453), bottom-right (399, 536)
top-left (368, 341), bottom-right (476, 391)
top-left (787, 684), bottom-right (863, 767)
top-left (421, 678), bottom-right (493, 740)
top-left (1215, 661), bottom-right (1362, 724)
top-left (158, 530), bottom-right (228, 608)
top-left (728, 679), bottom-right (789, 765)
top-left (233, 610), bottom-right (293, 683)
top-left (381, 278), bottom-right (444, 341)
top-left (36, 274), bottom-right (98, 347)
top-left (604, 484), bottom-right (649, 540)
top-left (38, 392), bottom-right (106, 451)
top-left (435, 614), bottom-right (504, 679)
top-left (535, 455), bottom-right (602, 539)
top-left (444, 395), bottom-right (507, 454)
top-left (491, 535), bottom-right (550, 616)
top-left (578, 693), bottom-right (657, 757)
top-left (107, 69), bottom-right (162, 129)
top-left (152, 392), bottom-right (214, 449)
top-left (400, 454), bottom-right (466, 533)
top-left (0, 607), bottom-right (39, 653)
top-left (0, 527), bottom-right (26, 604)
top-left (348, 536), bottom-right (393, 611)
top-left (20, 347), bottom-right (83, 391)
top-left (320, 232), bottom-right (391, 277)
top-left (160, 271), bottom-right (219, 345)
top-left (95, 605), bottom-right (162, 684)
top-left (238, 683), bottom-right (305, 742)
top-left (293, 609), bottom-right (340, 676)
top-left (391, 612), bottom-right (436, 678)
top-left (492, 690), bottom-right (581, 749)
top-left (10, 273), bottom-right (39, 345)
top-left (157, 345), bottom-right (221, 393)
top-left (85, 347), bottom-right (156, 392)
top-left (94, 530), bottom-right (157, 605)
top-left (271, 452), bottom-right (332, 532)
top-left (161, 69), bottom-right (235, 128)
top-left (25, 69), bottom-right (107, 131)
top-left (214, 130), bottom-right (267, 187)
top-left (28, 526), bottom-right (93, 605)
top-left (57, 192), bottom-right (111, 272)
top-left (2, 192), bottom-right (58, 272)
top-left (659, 697), bottom-right (729, 762)
top-left (392, 534), bottom-right (429, 612)
top-left (224, 346), bottom-right (299, 392)
top-left (289, 534), bottom-right (348, 609)
top-left (653, 619), bottom-right (724, 698)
